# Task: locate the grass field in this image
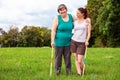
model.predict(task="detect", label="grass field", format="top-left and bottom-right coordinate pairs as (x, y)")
top-left (0, 47), bottom-right (120, 80)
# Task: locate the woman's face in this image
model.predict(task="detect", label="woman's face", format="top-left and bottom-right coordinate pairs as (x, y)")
top-left (76, 10), bottom-right (84, 19)
top-left (59, 8), bottom-right (67, 17)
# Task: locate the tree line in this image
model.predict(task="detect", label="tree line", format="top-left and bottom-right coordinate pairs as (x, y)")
top-left (0, 26), bottom-right (51, 47)
top-left (87, 0), bottom-right (120, 47)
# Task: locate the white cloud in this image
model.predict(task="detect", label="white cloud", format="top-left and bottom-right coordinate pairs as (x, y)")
top-left (0, 0), bottom-right (87, 31)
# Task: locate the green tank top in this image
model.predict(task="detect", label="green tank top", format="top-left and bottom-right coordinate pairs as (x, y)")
top-left (54, 14), bottom-right (73, 46)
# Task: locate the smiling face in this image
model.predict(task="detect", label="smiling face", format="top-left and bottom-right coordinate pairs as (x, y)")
top-left (57, 4), bottom-right (67, 17)
top-left (58, 7), bottom-right (67, 17)
top-left (76, 7), bottom-right (88, 19)
top-left (76, 10), bottom-right (84, 19)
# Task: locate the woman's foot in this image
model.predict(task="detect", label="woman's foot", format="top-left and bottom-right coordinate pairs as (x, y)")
top-left (56, 70), bottom-right (60, 75)
top-left (77, 71), bottom-right (82, 76)
top-left (77, 73), bottom-right (82, 76)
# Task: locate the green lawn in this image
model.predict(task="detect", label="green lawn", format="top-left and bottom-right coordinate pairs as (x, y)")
top-left (0, 47), bottom-right (120, 80)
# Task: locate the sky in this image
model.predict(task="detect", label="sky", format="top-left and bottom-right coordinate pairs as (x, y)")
top-left (0, 0), bottom-right (87, 31)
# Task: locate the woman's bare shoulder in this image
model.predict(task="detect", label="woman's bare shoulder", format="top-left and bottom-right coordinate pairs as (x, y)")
top-left (86, 18), bottom-right (91, 22)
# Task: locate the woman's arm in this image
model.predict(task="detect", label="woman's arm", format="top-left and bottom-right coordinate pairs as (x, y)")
top-left (51, 16), bottom-right (58, 47)
top-left (72, 15), bottom-right (77, 21)
top-left (85, 18), bottom-right (91, 46)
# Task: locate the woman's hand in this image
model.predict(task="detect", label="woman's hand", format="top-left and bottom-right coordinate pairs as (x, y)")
top-left (51, 42), bottom-right (54, 48)
top-left (85, 41), bottom-right (89, 46)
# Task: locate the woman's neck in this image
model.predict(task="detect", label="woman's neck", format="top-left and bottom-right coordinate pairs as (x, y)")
top-left (61, 14), bottom-right (68, 18)
top-left (61, 14), bottom-right (69, 22)
top-left (77, 17), bottom-right (85, 23)
top-left (77, 17), bottom-right (84, 21)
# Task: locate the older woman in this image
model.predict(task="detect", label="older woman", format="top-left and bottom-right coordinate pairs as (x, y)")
top-left (51, 4), bottom-right (75, 75)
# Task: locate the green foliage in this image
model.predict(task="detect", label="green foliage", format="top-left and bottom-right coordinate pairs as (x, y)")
top-left (92, 37), bottom-right (103, 47)
top-left (97, 0), bottom-right (120, 47)
top-left (87, 0), bottom-right (120, 47)
top-left (86, 0), bottom-right (105, 47)
top-left (97, 0), bottom-right (110, 35)
top-left (41, 27), bottom-right (51, 46)
top-left (0, 26), bottom-right (51, 47)
top-left (20, 26), bottom-right (44, 47)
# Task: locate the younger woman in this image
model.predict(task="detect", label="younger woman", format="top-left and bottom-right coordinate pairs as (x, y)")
top-left (70, 7), bottom-right (91, 75)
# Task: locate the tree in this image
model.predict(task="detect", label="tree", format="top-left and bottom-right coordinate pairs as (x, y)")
top-left (0, 25), bottom-right (51, 47)
top-left (20, 26), bottom-right (44, 47)
top-left (0, 28), bottom-right (6, 47)
top-left (41, 27), bottom-right (51, 46)
top-left (97, 0), bottom-right (120, 47)
top-left (86, 0), bottom-right (105, 47)
top-left (6, 27), bottom-right (19, 47)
